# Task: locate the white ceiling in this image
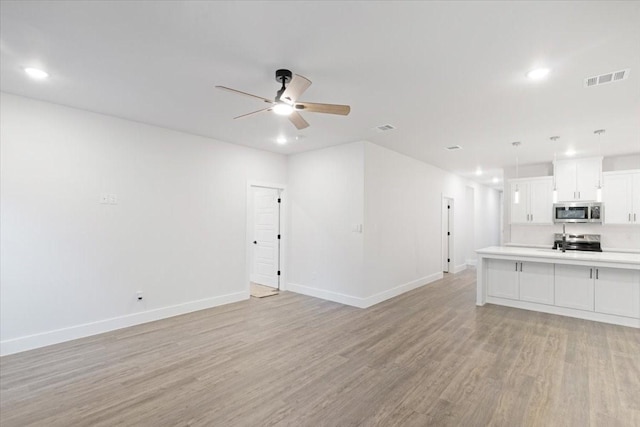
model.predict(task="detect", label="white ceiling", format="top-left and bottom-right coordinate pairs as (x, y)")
top-left (1, 1), bottom-right (639, 188)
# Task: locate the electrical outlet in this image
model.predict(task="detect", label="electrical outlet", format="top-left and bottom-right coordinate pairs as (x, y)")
top-left (108, 194), bottom-right (118, 205)
top-left (100, 193), bottom-right (109, 204)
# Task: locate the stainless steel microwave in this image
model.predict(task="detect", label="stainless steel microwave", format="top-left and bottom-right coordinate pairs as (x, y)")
top-left (553, 202), bottom-right (603, 223)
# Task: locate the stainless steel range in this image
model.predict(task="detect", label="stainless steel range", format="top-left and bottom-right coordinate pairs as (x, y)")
top-left (552, 234), bottom-right (602, 252)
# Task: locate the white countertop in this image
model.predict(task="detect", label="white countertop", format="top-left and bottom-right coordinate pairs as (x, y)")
top-left (477, 246), bottom-right (640, 266)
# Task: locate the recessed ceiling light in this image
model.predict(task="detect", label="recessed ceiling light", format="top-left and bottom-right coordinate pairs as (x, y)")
top-left (565, 149), bottom-right (576, 157)
top-left (492, 177), bottom-right (500, 183)
top-left (475, 168), bottom-right (483, 176)
top-left (526, 68), bottom-right (550, 80)
top-left (273, 103), bottom-right (293, 116)
top-left (276, 136), bottom-right (287, 144)
top-left (24, 67), bottom-right (49, 79)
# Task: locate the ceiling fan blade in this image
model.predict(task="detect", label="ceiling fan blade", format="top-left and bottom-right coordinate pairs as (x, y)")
top-left (216, 86), bottom-right (274, 104)
top-left (281, 74), bottom-right (312, 104)
top-left (289, 111), bottom-right (310, 130)
top-left (294, 102), bottom-right (350, 116)
top-left (233, 108), bottom-right (272, 120)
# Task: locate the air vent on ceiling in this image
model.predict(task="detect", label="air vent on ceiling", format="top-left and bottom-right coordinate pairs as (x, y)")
top-left (584, 68), bottom-right (630, 88)
top-left (445, 145), bottom-right (463, 151)
top-left (374, 124), bottom-right (396, 132)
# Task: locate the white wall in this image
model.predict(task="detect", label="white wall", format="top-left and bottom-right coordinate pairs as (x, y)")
top-left (504, 155), bottom-right (640, 250)
top-left (287, 142), bottom-right (365, 303)
top-left (0, 93), bottom-right (287, 355)
top-left (287, 141), bottom-right (500, 308)
top-left (364, 142), bottom-right (500, 302)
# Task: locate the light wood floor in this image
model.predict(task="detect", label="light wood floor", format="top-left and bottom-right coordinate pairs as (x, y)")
top-left (2, 269), bottom-right (639, 426)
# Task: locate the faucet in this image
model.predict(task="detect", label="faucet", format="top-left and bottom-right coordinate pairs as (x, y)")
top-left (561, 224), bottom-right (566, 253)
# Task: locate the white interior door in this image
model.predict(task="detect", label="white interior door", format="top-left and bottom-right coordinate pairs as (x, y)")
top-left (251, 188), bottom-right (280, 287)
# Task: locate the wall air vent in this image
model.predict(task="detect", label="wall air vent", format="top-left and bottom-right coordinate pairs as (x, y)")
top-left (445, 145), bottom-right (463, 151)
top-left (584, 69), bottom-right (630, 87)
top-left (374, 124), bottom-right (396, 132)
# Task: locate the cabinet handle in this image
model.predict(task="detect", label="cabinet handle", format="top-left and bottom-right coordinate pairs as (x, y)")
top-left (578, 191), bottom-right (580, 199)
top-left (515, 262), bottom-right (518, 271)
top-left (590, 268), bottom-right (593, 279)
top-left (630, 213), bottom-right (632, 222)
top-left (531, 214), bottom-right (533, 222)
top-left (520, 262), bottom-right (523, 272)
top-left (596, 268), bottom-right (599, 280)
top-left (635, 213), bottom-right (637, 222)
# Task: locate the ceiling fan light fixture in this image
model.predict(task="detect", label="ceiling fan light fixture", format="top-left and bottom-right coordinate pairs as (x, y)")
top-left (273, 103), bottom-right (294, 116)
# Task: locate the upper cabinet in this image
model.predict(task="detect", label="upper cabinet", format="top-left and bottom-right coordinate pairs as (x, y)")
top-left (603, 170), bottom-right (640, 225)
top-left (554, 157), bottom-right (602, 202)
top-left (509, 177), bottom-right (553, 224)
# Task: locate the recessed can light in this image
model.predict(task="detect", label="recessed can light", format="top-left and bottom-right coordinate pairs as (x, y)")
top-left (276, 136), bottom-right (287, 144)
top-left (526, 68), bottom-right (550, 80)
top-left (565, 149), bottom-right (576, 157)
top-left (492, 177), bottom-right (500, 183)
top-left (24, 67), bottom-right (49, 79)
top-left (475, 168), bottom-right (483, 176)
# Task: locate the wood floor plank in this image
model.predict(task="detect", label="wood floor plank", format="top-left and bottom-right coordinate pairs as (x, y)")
top-left (2, 268), bottom-right (639, 426)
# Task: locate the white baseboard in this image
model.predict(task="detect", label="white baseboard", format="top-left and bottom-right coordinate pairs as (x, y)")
top-left (465, 258), bottom-right (477, 267)
top-left (453, 263), bottom-right (467, 273)
top-left (286, 283), bottom-right (366, 307)
top-left (288, 272), bottom-right (443, 309)
top-left (361, 272), bottom-right (443, 308)
top-left (0, 291), bottom-right (247, 356)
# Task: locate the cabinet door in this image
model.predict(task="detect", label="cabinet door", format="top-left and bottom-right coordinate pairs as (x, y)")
top-left (594, 268), bottom-right (640, 318)
top-left (529, 178), bottom-right (553, 224)
top-left (555, 160), bottom-right (577, 202)
top-left (519, 262), bottom-right (554, 304)
top-left (487, 259), bottom-right (519, 300)
top-left (510, 181), bottom-right (529, 224)
top-left (603, 173), bottom-right (632, 224)
top-left (555, 264), bottom-right (594, 311)
top-left (633, 173), bottom-right (640, 224)
top-left (575, 158), bottom-right (601, 201)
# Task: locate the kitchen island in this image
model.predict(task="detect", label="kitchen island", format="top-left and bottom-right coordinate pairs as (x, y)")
top-left (476, 246), bottom-right (640, 328)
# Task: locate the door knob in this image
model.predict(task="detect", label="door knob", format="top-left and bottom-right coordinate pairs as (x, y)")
top-left (253, 241), bottom-right (257, 244)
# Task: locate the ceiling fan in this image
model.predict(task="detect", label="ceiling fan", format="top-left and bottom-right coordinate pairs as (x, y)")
top-left (216, 69), bottom-right (350, 130)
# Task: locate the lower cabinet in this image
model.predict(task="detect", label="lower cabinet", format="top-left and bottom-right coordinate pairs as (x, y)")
top-left (487, 259), bottom-right (519, 300)
top-left (487, 259), bottom-right (554, 304)
top-left (595, 268), bottom-right (640, 318)
top-left (519, 262), bottom-right (554, 304)
top-left (486, 259), bottom-right (640, 321)
top-left (555, 264), bottom-right (594, 311)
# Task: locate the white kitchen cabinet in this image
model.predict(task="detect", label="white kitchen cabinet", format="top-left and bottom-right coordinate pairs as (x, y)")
top-left (509, 177), bottom-right (553, 224)
top-left (555, 264), bottom-right (594, 311)
top-left (603, 170), bottom-right (640, 225)
top-left (487, 259), bottom-right (554, 304)
top-left (519, 262), bottom-right (555, 305)
top-left (487, 259), bottom-right (519, 300)
top-left (554, 157), bottom-right (602, 202)
top-left (594, 268), bottom-right (640, 318)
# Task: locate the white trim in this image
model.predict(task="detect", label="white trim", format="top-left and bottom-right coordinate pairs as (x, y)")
top-left (465, 258), bottom-right (478, 267)
top-left (453, 263), bottom-right (467, 273)
top-left (0, 291), bottom-right (247, 356)
top-left (288, 272), bottom-right (443, 309)
top-left (362, 272), bottom-right (443, 307)
top-left (484, 297), bottom-right (640, 329)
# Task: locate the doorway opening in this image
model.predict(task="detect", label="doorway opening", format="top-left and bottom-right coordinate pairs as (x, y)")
top-left (442, 197), bottom-right (454, 273)
top-left (248, 184), bottom-right (283, 298)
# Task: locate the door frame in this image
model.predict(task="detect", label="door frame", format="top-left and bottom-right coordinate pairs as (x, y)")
top-left (246, 181), bottom-right (287, 295)
top-left (442, 196), bottom-right (454, 273)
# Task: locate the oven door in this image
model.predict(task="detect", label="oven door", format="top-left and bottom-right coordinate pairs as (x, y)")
top-left (553, 204), bottom-right (590, 223)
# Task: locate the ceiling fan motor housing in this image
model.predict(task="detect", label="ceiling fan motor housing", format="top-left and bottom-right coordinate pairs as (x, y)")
top-left (275, 69), bottom-right (292, 84)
